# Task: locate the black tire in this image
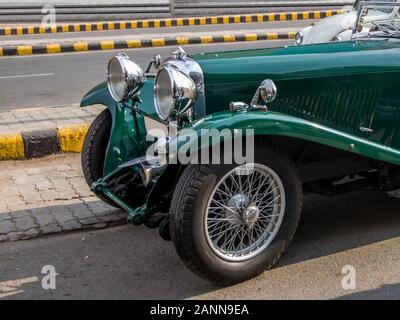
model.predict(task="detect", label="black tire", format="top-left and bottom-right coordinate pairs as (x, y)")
top-left (81, 109), bottom-right (119, 208)
top-left (169, 140), bottom-right (302, 285)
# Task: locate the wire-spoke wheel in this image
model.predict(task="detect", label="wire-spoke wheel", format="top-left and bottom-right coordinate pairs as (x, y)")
top-left (170, 140), bottom-right (302, 285)
top-left (205, 164), bottom-right (285, 262)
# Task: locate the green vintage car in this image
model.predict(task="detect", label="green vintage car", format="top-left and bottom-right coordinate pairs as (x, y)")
top-left (80, 19), bottom-right (400, 284)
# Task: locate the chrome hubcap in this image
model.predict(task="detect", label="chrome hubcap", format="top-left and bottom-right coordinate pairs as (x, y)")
top-left (205, 164), bottom-right (286, 262)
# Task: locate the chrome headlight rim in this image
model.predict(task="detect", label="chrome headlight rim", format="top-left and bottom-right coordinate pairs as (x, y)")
top-left (154, 64), bottom-right (197, 121)
top-left (295, 31), bottom-right (304, 45)
top-left (107, 53), bottom-right (145, 103)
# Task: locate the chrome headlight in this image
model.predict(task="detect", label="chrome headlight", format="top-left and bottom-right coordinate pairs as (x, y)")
top-left (154, 65), bottom-right (197, 121)
top-left (107, 53), bottom-right (145, 102)
top-left (295, 32), bottom-right (304, 45)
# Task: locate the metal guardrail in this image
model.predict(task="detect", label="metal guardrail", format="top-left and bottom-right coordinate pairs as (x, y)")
top-left (0, 0), bottom-right (355, 22)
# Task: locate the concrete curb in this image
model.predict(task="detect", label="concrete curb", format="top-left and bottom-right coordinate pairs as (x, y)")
top-left (0, 9), bottom-right (342, 36)
top-left (0, 124), bottom-right (89, 160)
top-left (0, 30), bottom-right (297, 56)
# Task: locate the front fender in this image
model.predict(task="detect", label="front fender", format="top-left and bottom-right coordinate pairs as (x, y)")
top-left (169, 110), bottom-right (400, 166)
top-left (81, 82), bottom-right (147, 176)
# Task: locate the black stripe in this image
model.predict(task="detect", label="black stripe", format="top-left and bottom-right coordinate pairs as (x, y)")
top-left (194, 18), bottom-right (200, 25)
top-left (298, 13), bottom-right (304, 20)
top-left (80, 24), bottom-right (85, 32)
top-left (251, 15), bottom-right (257, 22)
top-left (188, 37), bottom-right (201, 44)
top-left (22, 129), bottom-right (61, 159)
top-left (32, 45), bottom-right (46, 55)
top-left (257, 33), bottom-right (267, 41)
top-left (286, 13), bottom-right (291, 20)
top-left (206, 17), bottom-right (212, 24)
top-left (11, 28), bottom-right (17, 35)
top-left (159, 20), bottom-right (165, 27)
top-left (87, 42), bottom-right (101, 51)
top-left (183, 19), bottom-right (189, 26)
top-left (60, 43), bottom-right (75, 52)
top-left (57, 26), bottom-right (63, 32)
top-left (274, 14), bottom-right (280, 21)
top-left (321, 12), bottom-right (327, 18)
top-left (235, 34), bottom-right (246, 42)
top-left (165, 38), bottom-right (177, 46)
top-left (68, 25), bottom-right (74, 32)
top-left (217, 17), bottom-right (223, 24)
top-left (149, 21), bottom-right (155, 28)
top-left (240, 16), bottom-right (246, 23)
top-left (229, 16), bottom-right (234, 24)
top-left (2, 46), bottom-right (17, 56)
top-left (0, 29), bottom-right (4, 36)
top-left (264, 15), bottom-right (269, 22)
top-left (309, 12), bottom-right (315, 19)
top-left (22, 27), bottom-right (29, 35)
top-left (141, 39), bottom-right (152, 47)
top-left (115, 22), bottom-right (121, 29)
top-left (213, 35), bottom-right (224, 43)
top-left (103, 23), bottom-right (109, 30)
top-left (278, 33), bottom-right (290, 40)
top-left (171, 20), bottom-right (177, 27)
top-left (114, 40), bottom-right (127, 49)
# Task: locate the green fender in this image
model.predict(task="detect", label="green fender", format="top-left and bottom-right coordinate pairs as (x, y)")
top-left (81, 81), bottom-right (147, 176)
top-left (169, 110), bottom-right (400, 166)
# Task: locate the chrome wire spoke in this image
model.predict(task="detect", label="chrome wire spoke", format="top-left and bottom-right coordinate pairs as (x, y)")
top-left (205, 164), bottom-right (286, 262)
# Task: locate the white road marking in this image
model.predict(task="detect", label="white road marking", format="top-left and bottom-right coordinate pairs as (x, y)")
top-left (0, 73), bottom-right (54, 80)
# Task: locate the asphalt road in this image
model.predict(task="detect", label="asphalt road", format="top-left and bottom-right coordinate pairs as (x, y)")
top-left (1, 189), bottom-right (400, 300)
top-left (0, 39), bottom-right (292, 111)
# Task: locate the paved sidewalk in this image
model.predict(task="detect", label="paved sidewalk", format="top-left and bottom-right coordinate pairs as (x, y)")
top-left (0, 154), bottom-right (125, 243)
top-left (0, 104), bottom-right (103, 135)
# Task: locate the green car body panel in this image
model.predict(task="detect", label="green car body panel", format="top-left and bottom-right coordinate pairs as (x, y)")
top-left (81, 39), bottom-right (400, 180)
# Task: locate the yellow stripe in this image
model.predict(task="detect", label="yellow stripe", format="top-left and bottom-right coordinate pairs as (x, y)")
top-left (153, 20), bottom-right (160, 28)
top-left (211, 17), bottom-right (218, 24)
top-left (303, 12), bottom-right (309, 20)
top-left (131, 21), bottom-right (138, 29)
top-left (200, 35), bottom-right (213, 44)
top-left (17, 46), bottom-right (32, 55)
top-left (47, 43), bottom-right (61, 54)
top-left (176, 37), bottom-right (189, 45)
top-left (16, 27), bottom-right (23, 35)
top-left (96, 23), bottom-right (103, 31)
top-left (27, 26), bottom-right (34, 34)
top-left (245, 15), bottom-right (252, 23)
top-left (39, 25), bottom-right (46, 34)
top-left (108, 22), bottom-right (115, 30)
top-left (188, 18), bottom-right (195, 26)
top-left (257, 14), bottom-right (264, 23)
top-left (223, 16), bottom-right (229, 24)
top-left (176, 18), bottom-right (184, 26)
top-left (234, 15), bottom-right (240, 23)
top-left (288, 32), bottom-right (297, 39)
top-left (143, 20), bottom-right (150, 28)
top-left (268, 13), bottom-right (275, 22)
top-left (62, 25), bottom-right (69, 33)
top-left (50, 25), bottom-right (57, 33)
top-left (126, 39), bottom-right (141, 48)
top-left (85, 23), bottom-right (92, 32)
top-left (151, 38), bottom-right (165, 47)
top-left (0, 47), bottom-right (3, 56)
top-left (165, 19), bottom-right (171, 27)
top-left (100, 41), bottom-right (114, 50)
top-left (223, 35), bottom-right (235, 42)
top-left (326, 10), bottom-right (333, 17)
top-left (4, 27), bottom-right (11, 36)
top-left (314, 11), bottom-right (321, 19)
top-left (267, 33), bottom-right (278, 40)
top-left (58, 124), bottom-right (89, 153)
top-left (199, 17), bottom-right (206, 25)
top-left (73, 42), bottom-right (88, 51)
top-left (245, 33), bottom-right (257, 41)
top-left (291, 12), bottom-right (298, 21)
top-left (280, 13), bottom-right (286, 21)
top-left (0, 133), bottom-right (24, 160)
top-left (73, 24), bottom-right (80, 32)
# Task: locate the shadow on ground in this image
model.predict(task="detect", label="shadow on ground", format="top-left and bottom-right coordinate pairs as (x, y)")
top-left (1, 190), bottom-right (400, 299)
